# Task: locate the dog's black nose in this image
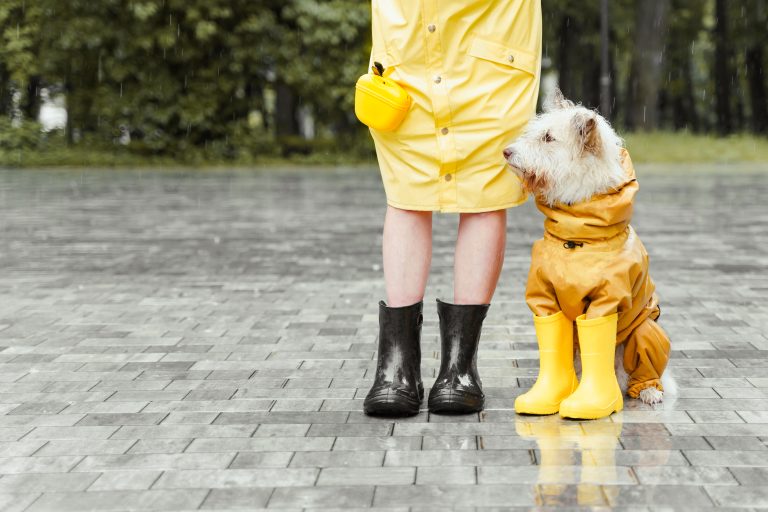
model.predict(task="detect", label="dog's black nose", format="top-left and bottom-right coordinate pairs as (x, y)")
top-left (503, 147), bottom-right (514, 160)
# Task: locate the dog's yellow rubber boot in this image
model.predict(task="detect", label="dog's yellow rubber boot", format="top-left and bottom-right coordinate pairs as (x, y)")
top-left (559, 313), bottom-right (623, 420)
top-left (515, 311), bottom-right (578, 415)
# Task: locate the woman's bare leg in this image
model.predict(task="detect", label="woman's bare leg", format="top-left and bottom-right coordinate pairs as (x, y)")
top-left (453, 210), bottom-right (507, 304)
top-left (383, 206), bottom-right (432, 307)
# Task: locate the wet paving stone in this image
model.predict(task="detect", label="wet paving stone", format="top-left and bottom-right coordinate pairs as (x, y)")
top-left (0, 164), bottom-right (767, 509)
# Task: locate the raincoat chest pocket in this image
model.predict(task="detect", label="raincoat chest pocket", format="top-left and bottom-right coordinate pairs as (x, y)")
top-left (467, 37), bottom-right (537, 76)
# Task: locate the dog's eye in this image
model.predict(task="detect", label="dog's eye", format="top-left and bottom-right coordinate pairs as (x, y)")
top-left (542, 131), bottom-right (555, 143)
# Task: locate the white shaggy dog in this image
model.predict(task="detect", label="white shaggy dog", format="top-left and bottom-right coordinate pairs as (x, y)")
top-left (504, 90), bottom-right (626, 207)
top-left (504, 90), bottom-right (673, 406)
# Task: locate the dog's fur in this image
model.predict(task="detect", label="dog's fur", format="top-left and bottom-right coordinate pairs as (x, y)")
top-left (504, 89), bottom-right (627, 207)
top-left (504, 89), bottom-right (673, 405)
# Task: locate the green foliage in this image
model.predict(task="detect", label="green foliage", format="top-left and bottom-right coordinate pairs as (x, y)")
top-left (0, 0), bottom-right (766, 168)
top-left (0, 118), bottom-right (42, 151)
top-left (0, 0), bottom-right (371, 164)
top-left (281, 0), bottom-right (370, 124)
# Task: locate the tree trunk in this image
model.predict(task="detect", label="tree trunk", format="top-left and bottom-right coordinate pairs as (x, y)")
top-left (22, 76), bottom-right (42, 122)
top-left (65, 69), bottom-right (77, 145)
top-left (556, 15), bottom-right (577, 100)
top-left (599, 0), bottom-right (612, 119)
top-left (275, 82), bottom-right (300, 138)
top-left (746, 44), bottom-right (768, 133)
top-left (609, 45), bottom-right (620, 124)
top-left (680, 56), bottom-right (700, 132)
top-left (714, 0), bottom-right (733, 135)
top-left (583, 58), bottom-right (601, 111)
top-left (0, 67), bottom-right (11, 117)
top-left (626, 0), bottom-right (671, 131)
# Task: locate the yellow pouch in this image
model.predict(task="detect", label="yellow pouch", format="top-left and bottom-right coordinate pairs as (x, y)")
top-left (355, 62), bottom-right (411, 132)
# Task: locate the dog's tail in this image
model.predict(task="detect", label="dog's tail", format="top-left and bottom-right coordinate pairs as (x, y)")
top-left (614, 343), bottom-right (629, 394)
top-left (661, 369), bottom-right (677, 397)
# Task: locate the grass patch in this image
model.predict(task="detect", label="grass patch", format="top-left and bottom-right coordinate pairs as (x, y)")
top-left (623, 132), bottom-right (768, 164)
top-left (1, 147), bottom-right (181, 168)
top-left (2, 131), bottom-right (767, 169)
top-left (0, 146), bottom-right (378, 169)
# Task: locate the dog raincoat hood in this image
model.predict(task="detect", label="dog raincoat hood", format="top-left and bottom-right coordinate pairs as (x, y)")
top-left (536, 148), bottom-right (637, 244)
top-left (525, 149), bottom-right (670, 398)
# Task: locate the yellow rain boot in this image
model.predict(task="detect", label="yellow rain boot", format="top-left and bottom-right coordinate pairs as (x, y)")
top-left (559, 314), bottom-right (623, 420)
top-left (515, 311), bottom-right (579, 415)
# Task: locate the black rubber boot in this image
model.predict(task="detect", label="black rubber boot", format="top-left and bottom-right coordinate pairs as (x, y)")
top-left (363, 300), bottom-right (424, 417)
top-left (428, 299), bottom-right (489, 414)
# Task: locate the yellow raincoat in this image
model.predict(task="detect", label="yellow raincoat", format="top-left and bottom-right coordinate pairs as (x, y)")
top-left (369, 0), bottom-right (542, 212)
top-left (525, 149), bottom-right (671, 397)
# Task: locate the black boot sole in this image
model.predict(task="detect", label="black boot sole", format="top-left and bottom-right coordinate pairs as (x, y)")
top-left (428, 389), bottom-right (484, 414)
top-left (363, 385), bottom-right (424, 417)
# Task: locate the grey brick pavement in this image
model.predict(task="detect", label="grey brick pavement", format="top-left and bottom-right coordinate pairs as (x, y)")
top-left (0, 163), bottom-right (767, 510)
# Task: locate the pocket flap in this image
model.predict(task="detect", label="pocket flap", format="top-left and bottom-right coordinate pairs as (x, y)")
top-left (370, 51), bottom-right (403, 71)
top-left (468, 37), bottom-right (537, 75)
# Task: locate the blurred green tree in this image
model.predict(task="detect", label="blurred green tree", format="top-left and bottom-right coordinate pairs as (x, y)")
top-left (1, 0), bottom-right (766, 164)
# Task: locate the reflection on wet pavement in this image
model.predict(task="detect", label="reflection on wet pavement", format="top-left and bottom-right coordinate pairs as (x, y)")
top-left (515, 416), bottom-right (627, 506)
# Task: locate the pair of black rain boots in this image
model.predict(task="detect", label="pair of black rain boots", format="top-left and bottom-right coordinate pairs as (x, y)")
top-left (363, 298), bottom-right (489, 417)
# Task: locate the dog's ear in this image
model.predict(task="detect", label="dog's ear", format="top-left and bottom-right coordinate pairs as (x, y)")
top-left (573, 111), bottom-right (602, 155)
top-left (544, 88), bottom-right (574, 112)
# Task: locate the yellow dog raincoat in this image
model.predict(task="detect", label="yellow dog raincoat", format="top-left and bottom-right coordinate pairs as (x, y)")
top-left (525, 149), bottom-right (671, 397)
top-left (369, 0), bottom-right (542, 212)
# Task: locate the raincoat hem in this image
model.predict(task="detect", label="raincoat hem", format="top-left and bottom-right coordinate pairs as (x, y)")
top-left (386, 197), bottom-right (528, 214)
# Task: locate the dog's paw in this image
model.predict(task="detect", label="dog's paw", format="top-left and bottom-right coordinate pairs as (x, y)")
top-left (638, 387), bottom-right (664, 405)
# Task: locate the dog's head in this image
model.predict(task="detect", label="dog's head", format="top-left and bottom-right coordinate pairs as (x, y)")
top-left (503, 89), bottom-right (626, 206)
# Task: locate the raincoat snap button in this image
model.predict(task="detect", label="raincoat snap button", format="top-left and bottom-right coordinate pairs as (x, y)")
top-left (441, 127), bottom-right (449, 135)
top-left (445, 174), bottom-right (452, 182)
top-left (507, 55), bottom-right (515, 63)
top-left (428, 24), bottom-right (436, 33)
top-left (434, 75), bottom-right (442, 84)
